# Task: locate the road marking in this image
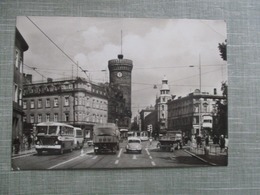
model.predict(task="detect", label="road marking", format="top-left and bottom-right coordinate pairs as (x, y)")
top-left (17, 167), bottom-right (20, 170)
top-left (145, 148), bottom-right (150, 156)
top-left (115, 160), bottom-right (119, 164)
top-left (47, 155), bottom-right (81, 169)
top-left (151, 161), bottom-right (156, 166)
top-left (92, 156), bottom-right (98, 160)
top-left (117, 148), bottom-right (123, 158)
top-left (133, 155), bottom-right (137, 160)
top-left (149, 156), bottom-right (153, 159)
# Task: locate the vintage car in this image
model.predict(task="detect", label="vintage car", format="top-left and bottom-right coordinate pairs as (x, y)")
top-left (125, 137), bottom-right (142, 154)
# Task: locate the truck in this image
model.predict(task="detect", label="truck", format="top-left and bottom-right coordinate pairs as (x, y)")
top-left (93, 123), bottom-right (120, 154)
top-left (157, 130), bottom-right (183, 151)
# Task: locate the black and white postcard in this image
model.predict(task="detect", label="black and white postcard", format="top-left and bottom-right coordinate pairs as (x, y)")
top-left (12, 17), bottom-right (227, 170)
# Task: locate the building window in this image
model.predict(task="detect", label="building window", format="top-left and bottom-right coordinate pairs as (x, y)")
top-left (65, 113), bottom-right (69, 122)
top-left (19, 56), bottom-right (23, 73)
top-left (38, 114), bottom-right (42, 123)
top-left (75, 97), bottom-right (78, 105)
top-left (23, 100), bottom-right (27, 109)
top-left (54, 113), bottom-right (58, 122)
top-left (38, 99), bottom-right (42, 108)
top-left (46, 99), bottom-right (50, 108)
top-left (162, 105), bottom-right (164, 110)
top-left (18, 89), bottom-right (22, 106)
top-left (30, 100), bottom-right (35, 109)
top-left (14, 84), bottom-right (18, 103)
top-left (86, 97), bottom-right (90, 107)
top-left (46, 114), bottom-right (50, 122)
top-left (54, 98), bottom-right (58, 107)
top-left (15, 49), bottom-right (19, 69)
top-left (65, 97), bottom-right (69, 106)
top-left (23, 116), bottom-right (27, 123)
top-left (79, 97), bottom-right (82, 105)
top-left (30, 115), bottom-right (34, 123)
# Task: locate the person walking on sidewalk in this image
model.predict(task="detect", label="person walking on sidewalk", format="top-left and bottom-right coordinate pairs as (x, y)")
top-left (13, 136), bottom-right (20, 154)
top-left (219, 135), bottom-right (225, 153)
top-left (27, 134), bottom-right (32, 150)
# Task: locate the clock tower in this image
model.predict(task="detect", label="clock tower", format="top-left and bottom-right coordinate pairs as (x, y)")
top-left (108, 54), bottom-right (133, 122)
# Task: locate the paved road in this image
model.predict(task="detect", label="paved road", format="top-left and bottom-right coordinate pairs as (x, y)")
top-left (11, 141), bottom-right (209, 170)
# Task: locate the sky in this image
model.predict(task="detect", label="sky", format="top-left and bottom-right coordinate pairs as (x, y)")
top-left (16, 16), bottom-right (227, 118)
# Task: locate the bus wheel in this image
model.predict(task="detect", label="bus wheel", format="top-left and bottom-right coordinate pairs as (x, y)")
top-left (59, 148), bottom-right (64, 155)
top-left (37, 150), bottom-right (42, 155)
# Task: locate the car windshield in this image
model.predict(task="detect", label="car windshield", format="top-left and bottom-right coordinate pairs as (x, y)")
top-left (128, 140), bottom-right (140, 144)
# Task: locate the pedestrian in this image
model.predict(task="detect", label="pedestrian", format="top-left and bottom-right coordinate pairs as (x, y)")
top-left (224, 135), bottom-right (228, 153)
top-left (27, 134), bottom-right (32, 150)
top-left (219, 135), bottom-right (225, 153)
top-left (196, 135), bottom-right (202, 148)
top-left (205, 135), bottom-right (209, 146)
top-left (13, 136), bottom-right (20, 154)
top-left (149, 137), bottom-right (152, 145)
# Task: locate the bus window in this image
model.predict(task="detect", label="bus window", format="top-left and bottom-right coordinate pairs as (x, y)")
top-left (37, 126), bottom-right (47, 134)
top-left (49, 126), bottom-right (58, 135)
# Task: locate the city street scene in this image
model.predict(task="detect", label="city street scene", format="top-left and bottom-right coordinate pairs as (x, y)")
top-left (12, 17), bottom-right (227, 170)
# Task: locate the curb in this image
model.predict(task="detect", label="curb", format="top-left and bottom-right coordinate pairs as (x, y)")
top-left (184, 149), bottom-right (217, 166)
top-left (11, 150), bottom-right (36, 158)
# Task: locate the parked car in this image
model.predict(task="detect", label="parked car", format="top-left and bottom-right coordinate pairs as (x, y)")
top-left (126, 137), bottom-right (142, 154)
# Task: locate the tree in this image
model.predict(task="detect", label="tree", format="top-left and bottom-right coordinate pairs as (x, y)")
top-left (218, 39), bottom-right (227, 61)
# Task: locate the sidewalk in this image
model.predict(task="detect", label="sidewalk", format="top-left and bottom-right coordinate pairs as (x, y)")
top-left (184, 142), bottom-right (228, 166)
top-left (12, 146), bottom-right (36, 158)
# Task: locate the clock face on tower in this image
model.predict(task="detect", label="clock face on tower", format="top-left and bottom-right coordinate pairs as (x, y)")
top-left (117, 72), bottom-right (123, 78)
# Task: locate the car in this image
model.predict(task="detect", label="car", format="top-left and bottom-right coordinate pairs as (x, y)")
top-left (125, 137), bottom-right (142, 154)
top-left (86, 140), bottom-right (93, 147)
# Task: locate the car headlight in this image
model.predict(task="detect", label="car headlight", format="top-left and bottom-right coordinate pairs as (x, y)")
top-left (36, 141), bottom-right (40, 145)
top-left (34, 137), bottom-right (38, 141)
top-left (55, 141), bottom-right (59, 145)
top-left (57, 136), bottom-right (62, 141)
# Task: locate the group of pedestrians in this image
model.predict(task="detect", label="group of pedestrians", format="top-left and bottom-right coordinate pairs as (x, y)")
top-left (193, 134), bottom-right (228, 153)
top-left (12, 134), bottom-right (33, 154)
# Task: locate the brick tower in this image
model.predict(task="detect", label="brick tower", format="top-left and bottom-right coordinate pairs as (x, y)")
top-left (108, 54), bottom-right (133, 127)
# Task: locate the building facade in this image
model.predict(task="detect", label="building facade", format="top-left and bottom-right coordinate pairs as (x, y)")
top-left (22, 77), bottom-right (108, 136)
top-left (167, 89), bottom-right (226, 138)
top-left (108, 54), bottom-right (133, 129)
top-left (13, 28), bottom-right (28, 140)
top-left (139, 107), bottom-right (155, 131)
top-left (156, 76), bottom-right (172, 131)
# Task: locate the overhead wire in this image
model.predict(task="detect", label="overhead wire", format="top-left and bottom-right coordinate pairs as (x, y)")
top-left (26, 16), bottom-right (89, 80)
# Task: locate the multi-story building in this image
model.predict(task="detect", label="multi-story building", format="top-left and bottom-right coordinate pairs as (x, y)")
top-left (139, 106), bottom-right (155, 131)
top-left (13, 28), bottom-right (28, 140)
top-left (156, 76), bottom-right (172, 131)
top-left (22, 76), bottom-right (108, 136)
top-left (167, 89), bottom-right (226, 138)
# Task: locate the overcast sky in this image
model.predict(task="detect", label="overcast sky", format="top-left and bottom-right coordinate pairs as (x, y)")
top-left (16, 16), bottom-right (227, 117)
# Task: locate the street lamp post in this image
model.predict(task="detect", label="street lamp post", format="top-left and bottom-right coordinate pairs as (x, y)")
top-left (190, 54), bottom-right (202, 135)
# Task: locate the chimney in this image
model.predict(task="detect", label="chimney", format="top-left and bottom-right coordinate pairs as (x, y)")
top-left (214, 88), bottom-right (217, 95)
top-left (47, 78), bottom-right (53, 83)
top-left (24, 74), bottom-right (32, 84)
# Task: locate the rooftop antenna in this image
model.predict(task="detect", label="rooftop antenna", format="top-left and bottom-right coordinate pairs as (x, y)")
top-left (118, 30), bottom-right (123, 59)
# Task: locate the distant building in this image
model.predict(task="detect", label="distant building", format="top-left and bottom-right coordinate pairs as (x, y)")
top-left (13, 28), bottom-right (28, 140)
top-left (167, 89), bottom-right (226, 138)
top-left (143, 110), bottom-right (157, 138)
top-left (22, 77), bottom-right (108, 137)
top-left (139, 106), bottom-right (155, 131)
top-left (156, 76), bottom-right (172, 132)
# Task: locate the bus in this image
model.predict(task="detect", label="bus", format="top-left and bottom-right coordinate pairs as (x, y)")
top-left (35, 122), bottom-right (74, 155)
top-left (73, 127), bottom-right (84, 149)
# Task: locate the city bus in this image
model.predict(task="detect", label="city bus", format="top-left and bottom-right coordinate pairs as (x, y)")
top-left (35, 122), bottom-right (74, 155)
